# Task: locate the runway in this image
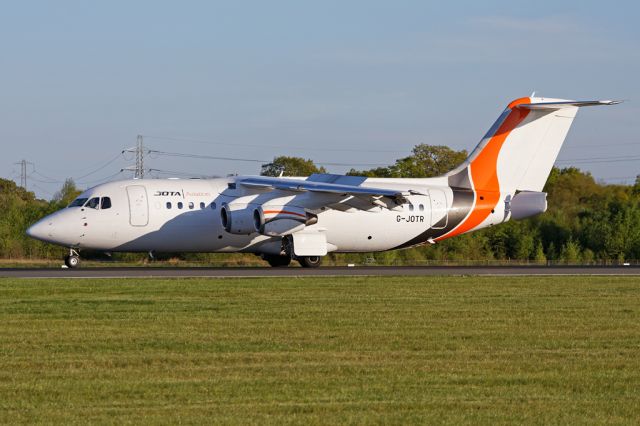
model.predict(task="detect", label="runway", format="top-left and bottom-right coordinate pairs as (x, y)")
top-left (1, 265), bottom-right (639, 278)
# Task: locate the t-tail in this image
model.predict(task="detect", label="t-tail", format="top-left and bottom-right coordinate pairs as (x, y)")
top-left (436, 96), bottom-right (620, 241)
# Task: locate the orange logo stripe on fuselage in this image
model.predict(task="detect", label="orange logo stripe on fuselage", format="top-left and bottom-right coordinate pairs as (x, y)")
top-left (263, 210), bottom-right (307, 218)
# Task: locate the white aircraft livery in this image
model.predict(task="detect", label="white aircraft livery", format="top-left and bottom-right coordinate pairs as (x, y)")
top-left (27, 96), bottom-right (619, 268)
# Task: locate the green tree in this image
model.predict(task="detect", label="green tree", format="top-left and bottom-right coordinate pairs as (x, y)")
top-left (560, 239), bottom-right (582, 264)
top-left (346, 166), bottom-right (395, 178)
top-left (349, 144), bottom-right (467, 178)
top-left (392, 144), bottom-right (468, 178)
top-left (53, 178), bottom-right (82, 207)
top-left (534, 242), bottom-right (546, 264)
top-left (261, 156), bottom-right (326, 177)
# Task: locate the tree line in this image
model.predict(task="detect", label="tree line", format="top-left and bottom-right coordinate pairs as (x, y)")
top-left (1, 145), bottom-right (638, 264)
top-left (265, 146), bottom-right (640, 264)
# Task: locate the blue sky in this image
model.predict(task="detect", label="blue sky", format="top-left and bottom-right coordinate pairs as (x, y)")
top-left (2, 1), bottom-right (638, 199)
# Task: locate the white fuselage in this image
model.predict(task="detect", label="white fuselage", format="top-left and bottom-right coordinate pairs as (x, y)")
top-left (29, 95), bottom-right (610, 258)
top-left (28, 176), bottom-right (496, 254)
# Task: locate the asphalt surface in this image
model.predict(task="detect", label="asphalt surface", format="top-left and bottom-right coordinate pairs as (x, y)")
top-left (0, 265), bottom-right (639, 278)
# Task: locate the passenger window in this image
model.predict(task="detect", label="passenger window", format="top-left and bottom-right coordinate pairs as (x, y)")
top-left (409, 204), bottom-right (414, 212)
top-left (101, 197), bottom-right (112, 209)
top-left (86, 197), bottom-right (100, 209)
top-left (178, 202), bottom-right (183, 209)
top-left (419, 204), bottom-right (424, 211)
top-left (200, 202), bottom-right (205, 209)
top-left (188, 202), bottom-right (194, 209)
top-left (166, 202), bottom-right (172, 209)
top-left (210, 202), bottom-right (216, 210)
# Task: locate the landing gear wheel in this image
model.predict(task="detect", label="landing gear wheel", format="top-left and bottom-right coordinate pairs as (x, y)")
top-left (264, 255), bottom-right (291, 268)
top-left (65, 255), bottom-right (80, 268)
top-left (298, 256), bottom-right (323, 268)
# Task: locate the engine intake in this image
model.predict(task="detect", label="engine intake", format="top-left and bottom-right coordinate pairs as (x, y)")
top-left (253, 205), bottom-right (317, 236)
top-left (220, 203), bottom-right (256, 234)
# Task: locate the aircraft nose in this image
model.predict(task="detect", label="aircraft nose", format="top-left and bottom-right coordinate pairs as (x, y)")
top-left (26, 218), bottom-right (55, 242)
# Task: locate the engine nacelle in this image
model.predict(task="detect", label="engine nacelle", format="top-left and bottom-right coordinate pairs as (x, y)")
top-left (253, 205), bottom-right (317, 236)
top-left (509, 191), bottom-right (547, 220)
top-left (220, 203), bottom-right (256, 234)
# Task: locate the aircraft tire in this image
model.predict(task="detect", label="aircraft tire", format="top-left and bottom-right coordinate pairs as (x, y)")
top-left (298, 256), bottom-right (323, 268)
top-left (264, 255), bottom-right (291, 268)
top-left (65, 255), bottom-right (80, 268)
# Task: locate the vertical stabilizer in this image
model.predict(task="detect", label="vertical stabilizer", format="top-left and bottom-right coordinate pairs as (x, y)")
top-left (446, 97), bottom-right (620, 192)
top-left (434, 96), bottom-right (619, 241)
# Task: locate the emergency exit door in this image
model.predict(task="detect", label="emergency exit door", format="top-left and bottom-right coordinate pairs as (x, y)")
top-left (126, 185), bottom-right (149, 226)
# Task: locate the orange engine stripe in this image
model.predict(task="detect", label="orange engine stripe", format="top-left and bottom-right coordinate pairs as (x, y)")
top-left (435, 97), bottom-right (530, 241)
top-left (262, 210), bottom-right (307, 218)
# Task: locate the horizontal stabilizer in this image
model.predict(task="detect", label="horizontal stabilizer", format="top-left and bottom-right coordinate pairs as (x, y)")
top-left (516, 100), bottom-right (622, 110)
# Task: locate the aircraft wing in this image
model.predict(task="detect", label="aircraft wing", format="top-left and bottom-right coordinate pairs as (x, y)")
top-left (238, 174), bottom-right (409, 206)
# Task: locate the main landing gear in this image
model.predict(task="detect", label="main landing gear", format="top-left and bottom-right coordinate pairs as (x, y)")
top-left (262, 236), bottom-right (325, 268)
top-left (297, 256), bottom-right (323, 268)
top-left (263, 255), bottom-right (292, 268)
top-left (64, 249), bottom-right (80, 268)
top-left (263, 254), bottom-right (323, 268)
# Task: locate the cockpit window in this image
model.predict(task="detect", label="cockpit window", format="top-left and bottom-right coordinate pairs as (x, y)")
top-left (68, 198), bottom-right (88, 208)
top-left (86, 197), bottom-right (100, 209)
top-left (101, 197), bottom-right (112, 209)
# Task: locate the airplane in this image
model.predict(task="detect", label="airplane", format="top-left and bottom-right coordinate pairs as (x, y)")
top-left (26, 96), bottom-right (619, 268)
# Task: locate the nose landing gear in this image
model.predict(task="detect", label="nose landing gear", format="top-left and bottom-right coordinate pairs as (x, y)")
top-left (64, 249), bottom-right (80, 268)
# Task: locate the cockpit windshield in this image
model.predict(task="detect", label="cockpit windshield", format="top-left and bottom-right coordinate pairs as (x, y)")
top-left (68, 198), bottom-right (88, 208)
top-left (85, 197), bottom-right (100, 209)
top-left (68, 196), bottom-right (113, 209)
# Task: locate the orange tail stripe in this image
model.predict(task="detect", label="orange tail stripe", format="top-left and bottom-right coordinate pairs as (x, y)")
top-left (436, 97), bottom-right (530, 241)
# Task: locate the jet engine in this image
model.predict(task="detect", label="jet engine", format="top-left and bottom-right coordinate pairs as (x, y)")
top-left (253, 205), bottom-right (318, 236)
top-left (220, 203), bottom-right (256, 235)
top-left (508, 191), bottom-right (547, 220)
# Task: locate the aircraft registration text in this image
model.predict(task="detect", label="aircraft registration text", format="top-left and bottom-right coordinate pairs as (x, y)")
top-left (396, 215), bottom-right (425, 223)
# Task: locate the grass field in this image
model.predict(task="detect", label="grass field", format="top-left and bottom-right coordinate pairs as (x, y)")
top-left (0, 276), bottom-right (638, 424)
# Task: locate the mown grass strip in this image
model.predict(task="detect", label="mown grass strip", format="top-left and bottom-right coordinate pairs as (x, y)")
top-left (0, 276), bottom-right (638, 424)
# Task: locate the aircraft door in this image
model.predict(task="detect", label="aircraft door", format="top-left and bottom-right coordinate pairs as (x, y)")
top-left (126, 185), bottom-right (149, 226)
top-left (429, 189), bottom-right (448, 229)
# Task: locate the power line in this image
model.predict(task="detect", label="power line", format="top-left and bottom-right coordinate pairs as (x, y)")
top-left (556, 155), bottom-right (640, 165)
top-left (563, 141), bottom-right (640, 149)
top-left (77, 170), bottom-right (126, 186)
top-left (149, 149), bottom-right (390, 167)
top-left (74, 152), bottom-right (124, 180)
top-left (30, 171), bottom-right (64, 184)
top-left (142, 134), bottom-right (408, 154)
top-left (148, 168), bottom-right (216, 178)
top-left (31, 183), bottom-right (54, 199)
top-left (150, 150), bottom-right (268, 164)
